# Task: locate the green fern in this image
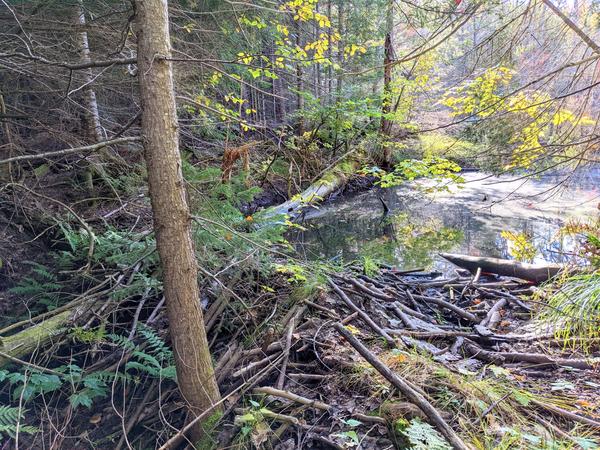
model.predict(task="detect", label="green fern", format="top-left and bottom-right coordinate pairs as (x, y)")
top-left (124, 325), bottom-right (176, 380)
top-left (57, 224), bottom-right (159, 271)
top-left (8, 262), bottom-right (62, 311)
top-left (0, 405), bottom-right (39, 438)
top-left (403, 419), bottom-right (452, 450)
top-left (106, 333), bottom-right (137, 352)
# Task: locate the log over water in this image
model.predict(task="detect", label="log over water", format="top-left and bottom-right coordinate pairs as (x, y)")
top-left (440, 252), bottom-right (564, 283)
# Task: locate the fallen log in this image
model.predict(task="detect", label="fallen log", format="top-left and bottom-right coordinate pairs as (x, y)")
top-left (464, 342), bottom-right (599, 370)
top-left (0, 300), bottom-right (95, 368)
top-left (260, 160), bottom-right (359, 220)
top-left (440, 253), bottom-right (563, 283)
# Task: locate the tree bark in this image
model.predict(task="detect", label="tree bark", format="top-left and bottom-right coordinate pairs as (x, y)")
top-left (135, 0), bottom-right (221, 443)
top-left (75, 0), bottom-right (107, 191)
top-left (380, 0), bottom-right (394, 165)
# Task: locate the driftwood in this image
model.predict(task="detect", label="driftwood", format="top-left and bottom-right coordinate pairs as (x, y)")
top-left (334, 323), bottom-right (470, 450)
top-left (440, 253), bottom-right (563, 283)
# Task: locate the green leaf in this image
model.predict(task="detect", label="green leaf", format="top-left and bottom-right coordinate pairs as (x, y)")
top-left (69, 392), bottom-right (93, 409)
top-left (344, 418), bottom-right (362, 427)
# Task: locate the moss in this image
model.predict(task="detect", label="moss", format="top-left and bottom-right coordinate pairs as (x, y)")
top-left (194, 409), bottom-right (224, 450)
top-left (319, 159), bottom-right (359, 185)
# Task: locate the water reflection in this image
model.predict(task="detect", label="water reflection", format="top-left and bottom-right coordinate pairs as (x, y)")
top-left (288, 172), bottom-right (598, 270)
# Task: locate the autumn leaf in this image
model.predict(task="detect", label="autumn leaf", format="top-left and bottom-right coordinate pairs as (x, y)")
top-left (344, 325), bottom-right (361, 335)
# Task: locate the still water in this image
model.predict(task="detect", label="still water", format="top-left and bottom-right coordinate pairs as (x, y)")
top-left (288, 171), bottom-right (600, 271)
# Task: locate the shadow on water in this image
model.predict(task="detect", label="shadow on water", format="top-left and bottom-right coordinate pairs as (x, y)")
top-left (287, 171), bottom-right (599, 271)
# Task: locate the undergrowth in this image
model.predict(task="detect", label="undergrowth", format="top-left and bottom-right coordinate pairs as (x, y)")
top-left (0, 325), bottom-right (175, 438)
top-left (540, 273), bottom-right (600, 345)
top-left (339, 347), bottom-right (599, 449)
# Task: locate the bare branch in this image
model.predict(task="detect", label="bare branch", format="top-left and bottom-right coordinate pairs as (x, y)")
top-left (0, 136), bottom-right (140, 165)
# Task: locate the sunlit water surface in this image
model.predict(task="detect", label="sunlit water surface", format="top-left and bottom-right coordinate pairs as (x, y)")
top-left (288, 171), bottom-right (600, 271)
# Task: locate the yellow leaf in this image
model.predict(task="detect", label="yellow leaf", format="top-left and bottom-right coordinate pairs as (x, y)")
top-left (344, 325), bottom-right (361, 335)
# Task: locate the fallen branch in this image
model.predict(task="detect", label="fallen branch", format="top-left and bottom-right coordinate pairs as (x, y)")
top-left (276, 307), bottom-right (305, 389)
top-left (531, 398), bottom-right (600, 429)
top-left (333, 323), bottom-right (470, 450)
top-left (0, 136), bottom-right (140, 165)
top-left (328, 279), bottom-right (395, 345)
top-left (464, 342), bottom-right (598, 370)
top-left (411, 294), bottom-right (478, 322)
top-left (253, 386), bottom-right (331, 411)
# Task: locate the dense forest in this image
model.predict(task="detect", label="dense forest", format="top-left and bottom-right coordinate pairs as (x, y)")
top-left (1, 0), bottom-right (600, 448)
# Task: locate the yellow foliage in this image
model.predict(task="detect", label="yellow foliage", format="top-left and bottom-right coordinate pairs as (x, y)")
top-left (501, 231), bottom-right (537, 263)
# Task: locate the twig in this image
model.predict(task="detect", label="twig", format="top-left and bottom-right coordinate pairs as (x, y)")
top-left (253, 386), bottom-right (330, 411)
top-left (232, 352), bottom-right (281, 378)
top-left (531, 398), bottom-right (600, 428)
top-left (115, 379), bottom-right (158, 450)
top-left (472, 393), bottom-right (510, 426)
top-left (328, 279), bottom-right (395, 345)
top-left (0, 350), bottom-right (64, 376)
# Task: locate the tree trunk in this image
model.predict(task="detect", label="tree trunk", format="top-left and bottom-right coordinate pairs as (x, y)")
top-left (295, 19), bottom-right (305, 134)
top-left (75, 0), bottom-right (106, 191)
top-left (380, 0), bottom-right (394, 165)
top-left (326, 0), bottom-right (333, 104)
top-left (135, 0), bottom-right (221, 443)
top-left (0, 92), bottom-right (15, 181)
top-left (336, 0), bottom-right (344, 97)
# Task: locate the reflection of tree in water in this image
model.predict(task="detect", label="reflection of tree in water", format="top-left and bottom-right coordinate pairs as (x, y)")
top-left (288, 180), bottom-right (583, 267)
top-left (386, 213), bottom-right (463, 268)
top-left (290, 209), bottom-right (463, 269)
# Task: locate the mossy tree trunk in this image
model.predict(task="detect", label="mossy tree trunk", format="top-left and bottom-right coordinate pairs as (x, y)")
top-left (135, 0), bottom-right (221, 443)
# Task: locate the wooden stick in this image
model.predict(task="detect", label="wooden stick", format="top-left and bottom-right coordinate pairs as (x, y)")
top-left (334, 323), bottom-right (470, 450)
top-left (276, 307), bottom-right (305, 389)
top-left (479, 298), bottom-right (507, 329)
top-left (411, 294), bottom-right (478, 322)
top-left (253, 386), bottom-right (331, 411)
top-left (531, 399), bottom-right (600, 429)
top-left (341, 311), bottom-right (359, 324)
top-left (328, 279), bottom-right (395, 345)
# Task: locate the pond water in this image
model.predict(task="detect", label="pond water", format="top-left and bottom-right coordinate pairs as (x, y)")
top-left (288, 171), bottom-right (600, 271)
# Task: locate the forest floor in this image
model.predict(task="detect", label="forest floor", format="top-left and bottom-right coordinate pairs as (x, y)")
top-left (193, 265), bottom-right (600, 449)
top-left (1, 172), bottom-right (600, 449)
